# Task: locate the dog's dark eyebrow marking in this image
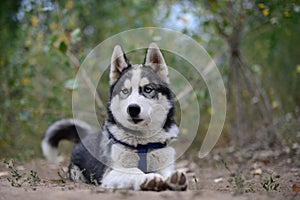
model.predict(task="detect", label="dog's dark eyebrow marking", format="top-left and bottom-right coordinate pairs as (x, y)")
top-left (156, 84), bottom-right (173, 100)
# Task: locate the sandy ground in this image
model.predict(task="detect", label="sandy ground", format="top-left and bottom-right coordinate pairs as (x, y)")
top-left (1, 145), bottom-right (300, 200)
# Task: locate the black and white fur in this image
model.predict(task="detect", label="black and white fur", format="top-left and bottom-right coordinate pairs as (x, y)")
top-left (42, 43), bottom-right (187, 191)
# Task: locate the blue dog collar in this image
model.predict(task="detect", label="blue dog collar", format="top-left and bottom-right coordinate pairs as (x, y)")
top-left (107, 128), bottom-right (167, 173)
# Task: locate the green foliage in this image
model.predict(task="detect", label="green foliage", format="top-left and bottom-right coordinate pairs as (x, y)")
top-left (4, 160), bottom-right (40, 187)
top-left (188, 0), bottom-right (300, 145)
top-left (222, 159), bottom-right (245, 194)
top-left (261, 175), bottom-right (280, 192)
top-left (4, 160), bottom-right (23, 187)
top-left (0, 0), bottom-right (159, 159)
top-left (90, 173), bottom-right (99, 186)
top-left (221, 159), bottom-right (255, 194)
top-left (232, 171), bottom-right (245, 195)
top-left (243, 1), bottom-right (300, 111)
top-left (26, 170), bottom-right (41, 186)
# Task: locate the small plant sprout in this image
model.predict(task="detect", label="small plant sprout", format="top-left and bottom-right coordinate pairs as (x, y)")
top-left (3, 160), bottom-right (40, 187)
top-left (261, 175), bottom-right (280, 192)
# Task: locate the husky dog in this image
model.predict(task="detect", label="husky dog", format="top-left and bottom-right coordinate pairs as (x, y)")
top-left (41, 43), bottom-right (187, 191)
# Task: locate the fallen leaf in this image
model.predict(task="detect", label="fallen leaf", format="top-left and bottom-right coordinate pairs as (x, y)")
top-left (292, 184), bottom-right (300, 192)
top-left (252, 168), bottom-right (262, 175)
top-left (214, 177), bottom-right (224, 183)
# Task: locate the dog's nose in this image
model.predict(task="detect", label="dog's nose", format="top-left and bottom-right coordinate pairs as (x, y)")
top-left (127, 104), bottom-right (141, 118)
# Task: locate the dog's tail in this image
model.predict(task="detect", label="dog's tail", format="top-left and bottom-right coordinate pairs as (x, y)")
top-left (41, 118), bottom-right (92, 164)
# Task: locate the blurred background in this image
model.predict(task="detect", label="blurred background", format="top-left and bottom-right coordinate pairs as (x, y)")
top-left (0, 0), bottom-right (299, 160)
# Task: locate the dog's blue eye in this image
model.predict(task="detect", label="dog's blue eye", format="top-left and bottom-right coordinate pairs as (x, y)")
top-left (144, 86), bottom-right (153, 94)
top-left (121, 88), bottom-right (129, 94)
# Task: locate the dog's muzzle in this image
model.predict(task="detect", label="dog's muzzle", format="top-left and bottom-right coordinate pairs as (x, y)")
top-left (127, 104), bottom-right (143, 124)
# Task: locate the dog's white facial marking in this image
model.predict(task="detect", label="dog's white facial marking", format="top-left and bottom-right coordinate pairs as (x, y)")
top-left (124, 79), bottom-right (131, 89)
top-left (140, 77), bottom-right (149, 87)
top-left (131, 66), bottom-right (141, 90)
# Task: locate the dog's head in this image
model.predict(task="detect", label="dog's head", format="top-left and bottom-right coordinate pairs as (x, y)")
top-left (108, 43), bottom-right (175, 134)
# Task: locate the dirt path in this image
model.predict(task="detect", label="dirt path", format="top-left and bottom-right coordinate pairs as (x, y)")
top-left (1, 145), bottom-right (299, 199)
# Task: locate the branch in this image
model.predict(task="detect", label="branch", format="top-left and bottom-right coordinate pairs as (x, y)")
top-left (214, 21), bottom-right (230, 40)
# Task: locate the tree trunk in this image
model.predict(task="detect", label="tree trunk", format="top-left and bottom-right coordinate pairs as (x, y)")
top-left (227, 33), bottom-right (278, 147)
top-left (228, 43), bottom-right (246, 146)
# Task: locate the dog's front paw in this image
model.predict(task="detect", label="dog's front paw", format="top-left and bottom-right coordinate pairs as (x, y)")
top-left (166, 171), bottom-right (188, 191)
top-left (140, 175), bottom-right (167, 191)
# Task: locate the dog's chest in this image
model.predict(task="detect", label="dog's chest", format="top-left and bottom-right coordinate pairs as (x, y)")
top-left (110, 144), bottom-right (175, 172)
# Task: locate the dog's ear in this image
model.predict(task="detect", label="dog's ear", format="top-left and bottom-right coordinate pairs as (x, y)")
top-left (144, 43), bottom-right (169, 84)
top-left (110, 45), bottom-right (130, 85)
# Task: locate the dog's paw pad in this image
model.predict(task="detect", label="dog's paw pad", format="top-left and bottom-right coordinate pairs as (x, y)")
top-left (140, 176), bottom-right (167, 191)
top-left (166, 171), bottom-right (188, 191)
